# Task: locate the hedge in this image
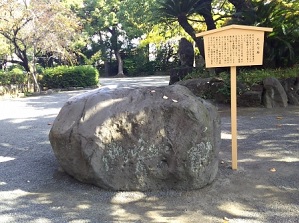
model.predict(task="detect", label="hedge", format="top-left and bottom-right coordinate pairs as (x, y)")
top-left (0, 67), bottom-right (27, 85)
top-left (41, 65), bottom-right (99, 89)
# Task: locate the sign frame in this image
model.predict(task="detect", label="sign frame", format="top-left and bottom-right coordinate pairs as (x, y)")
top-left (197, 25), bottom-right (273, 170)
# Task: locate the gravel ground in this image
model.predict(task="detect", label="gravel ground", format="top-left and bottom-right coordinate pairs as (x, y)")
top-left (0, 76), bottom-right (298, 223)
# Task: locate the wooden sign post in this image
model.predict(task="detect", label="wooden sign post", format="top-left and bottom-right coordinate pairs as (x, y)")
top-left (196, 25), bottom-right (272, 170)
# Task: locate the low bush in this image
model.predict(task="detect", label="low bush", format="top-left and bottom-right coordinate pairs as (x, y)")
top-left (183, 67), bottom-right (212, 80)
top-left (182, 65), bottom-right (299, 100)
top-left (41, 65), bottom-right (99, 89)
top-left (184, 65), bottom-right (299, 83)
top-left (0, 68), bottom-right (27, 85)
top-left (217, 66), bottom-right (299, 98)
top-left (238, 65), bottom-right (299, 87)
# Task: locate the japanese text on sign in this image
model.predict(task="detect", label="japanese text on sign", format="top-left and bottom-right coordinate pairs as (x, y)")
top-left (204, 32), bottom-right (264, 67)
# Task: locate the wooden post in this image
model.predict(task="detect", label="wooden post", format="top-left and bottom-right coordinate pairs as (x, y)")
top-left (230, 66), bottom-right (238, 170)
top-left (196, 25), bottom-right (273, 171)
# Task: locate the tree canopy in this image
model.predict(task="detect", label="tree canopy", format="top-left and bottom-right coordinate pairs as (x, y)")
top-left (0, 0), bottom-right (80, 71)
top-left (1, 0), bottom-right (299, 81)
top-left (157, 0), bottom-right (299, 67)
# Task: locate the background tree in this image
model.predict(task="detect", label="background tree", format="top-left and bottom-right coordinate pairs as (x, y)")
top-left (0, 36), bottom-right (10, 69)
top-left (228, 0), bottom-right (299, 68)
top-left (72, 0), bottom-right (159, 76)
top-left (74, 0), bottom-right (125, 76)
top-left (156, 0), bottom-right (233, 57)
top-left (157, 0), bottom-right (299, 68)
top-left (0, 0), bottom-right (80, 91)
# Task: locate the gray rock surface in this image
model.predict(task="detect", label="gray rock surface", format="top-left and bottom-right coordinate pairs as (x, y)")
top-left (49, 85), bottom-right (221, 191)
top-left (169, 66), bottom-right (194, 85)
top-left (281, 77), bottom-right (299, 105)
top-left (238, 91), bottom-right (262, 107)
top-left (263, 77), bottom-right (288, 108)
top-left (175, 77), bottom-right (227, 102)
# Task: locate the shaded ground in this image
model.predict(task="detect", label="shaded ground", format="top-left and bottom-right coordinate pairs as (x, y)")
top-left (0, 76), bottom-right (298, 223)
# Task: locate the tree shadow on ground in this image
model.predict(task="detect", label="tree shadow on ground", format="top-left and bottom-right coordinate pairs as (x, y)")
top-left (218, 105), bottom-right (299, 222)
top-left (0, 91), bottom-right (298, 222)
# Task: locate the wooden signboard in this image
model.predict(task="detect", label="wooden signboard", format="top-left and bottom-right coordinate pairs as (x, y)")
top-left (197, 25), bottom-right (273, 170)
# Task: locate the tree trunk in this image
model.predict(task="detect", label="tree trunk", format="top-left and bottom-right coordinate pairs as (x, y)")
top-left (195, 0), bottom-right (216, 30)
top-left (177, 15), bottom-right (205, 58)
top-left (109, 27), bottom-right (125, 77)
top-left (104, 60), bottom-right (109, 77)
top-left (32, 42), bottom-right (40, 92)
top-left (15, 50), bottom-right (40, 92)
top-left (99, 32), bottom-right (110, 77)
top-left (177, 14), bottom-right (197, 39)
top-left (21, 56), bottom-right (40, 92)
top-left (177, 0), bottom-right (217, 59)
top-left (177, 14), bottom-right (204, 56)
top-left (202, 13), bottom-right (216, 30)
top-left (115, 50), bottom-right (124, 76)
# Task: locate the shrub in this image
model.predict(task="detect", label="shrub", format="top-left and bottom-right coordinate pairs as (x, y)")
top-left (183, 67), bottom-right (212, 80)
top-left (124, 59), bottom-right (159, 76)
top-left (216, 66), bottom-right (299, 98)
top-left (41, 65), bottom-right (99, 89)
top-left (239, 65), bottom-right (299, 87)
top-left (182, 65), bottom-right (299, 100)
top-left (0, 68), bottom-right (27, 85)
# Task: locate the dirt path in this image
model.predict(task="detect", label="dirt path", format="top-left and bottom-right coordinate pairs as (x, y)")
top-left (0, 76), bottom-right (298, 223)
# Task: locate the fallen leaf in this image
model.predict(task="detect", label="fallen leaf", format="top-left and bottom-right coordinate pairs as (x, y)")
top-left (172, 99), bottom-right (178, 103)
top-left (163, 95), bottom-right (168, 99)
top-left (270, 168), bottom-right (276, 172)
top-left (276, 116), bottom-right (283, 120)
top-left (223, 216), bottom-right (229, 222)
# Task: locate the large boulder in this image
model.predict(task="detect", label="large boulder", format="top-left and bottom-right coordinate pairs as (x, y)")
top-left (49, 85), bottom-right (221, 191)
top-left (175, 77), bottom-right (214, 98)
top-left (238, 91), bottom-right (262, 107)
top-left (262, 77), bottom-right (288, 108)
top-left (169, 66), bottom-right (194, 85)
top-left (175, 77), bottom-right (224, 99)
top-left (175, 77), bottom-right (229, 103)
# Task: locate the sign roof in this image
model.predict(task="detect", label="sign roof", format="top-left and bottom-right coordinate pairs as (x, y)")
top-left (196, 25), bottom-right (273, 37)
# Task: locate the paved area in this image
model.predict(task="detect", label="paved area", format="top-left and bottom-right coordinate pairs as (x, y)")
top-left (0, 76), bottom-right (298, 223)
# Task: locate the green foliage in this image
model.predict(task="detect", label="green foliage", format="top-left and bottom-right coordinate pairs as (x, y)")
top-left (0, 0), bottom-right (80, 72)
top-left (124, 59), bottom-right (157, 76)
top-left (41, 65), bottom-right (99, 89)
top-left (157, 0), bottom-right (201, 21)
top-left (227, 0), bottom-right (299, 68)
top-left (183, 67), bottom-right (212, 80)
top-left (0, 36), bottom-right (10, 57)
top-left (0, 67), bottom-right (27, 85)
top-left (183, 65), bottom-right (299, 100)
top-left (217, 72), bottom-right (232, 99)
top-left (238, 66), bottom-right (299, 86)
top-left (216, 66), bottom-right (299, 98)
